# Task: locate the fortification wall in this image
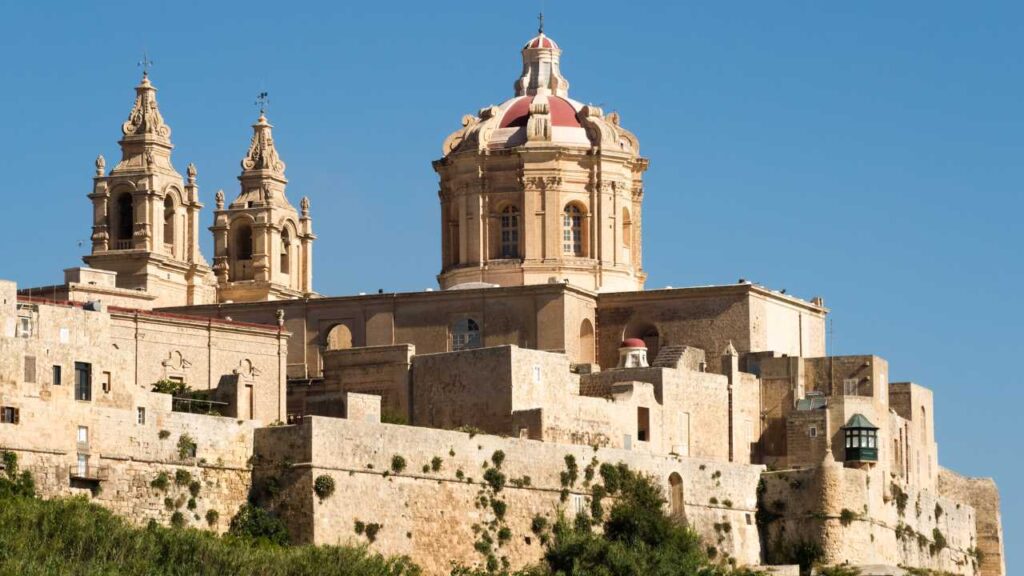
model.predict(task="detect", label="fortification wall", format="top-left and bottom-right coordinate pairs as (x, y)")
top-left (939, 468), bottom-right (1005, 576)
top-left (760, 464), bottom-right (981, 575)
top-left (254, 416), bottom-right (765, 575)
top-left (4, 398), bottom-right (257, 533)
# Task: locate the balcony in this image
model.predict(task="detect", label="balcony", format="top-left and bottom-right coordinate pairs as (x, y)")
top-left (113, 239), bottom-right (133, 250)
top-left (70, 465), bottom-right (109, 482)
top-left (172, 396), bottom-right (228, 416)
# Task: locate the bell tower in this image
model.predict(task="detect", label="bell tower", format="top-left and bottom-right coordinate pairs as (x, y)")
top-left (211, 110), bottom-right (315, 302)
top-left (84, 72), bottom-right (215, 306)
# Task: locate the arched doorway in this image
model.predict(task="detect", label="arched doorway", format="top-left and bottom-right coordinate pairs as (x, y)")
top-left (624, 320), bottom-right (660, 360)
top-left (668, 472), bottom-right (686, 522)
top-left (325, 324), bottom-right (353, 350)
top-left (579, 319), bottom-right (595, 364)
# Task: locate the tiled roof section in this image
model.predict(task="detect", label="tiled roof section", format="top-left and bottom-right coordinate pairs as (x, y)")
top-left (524, 34), bottom-right (558, 50)
top-left (499, 96), bottom-right (581, 128)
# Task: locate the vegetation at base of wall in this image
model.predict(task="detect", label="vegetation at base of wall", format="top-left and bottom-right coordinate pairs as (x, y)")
top-left (314, 474), bottom-right (336, 501)
top-left (898, 567), bottom-right (958, 576)
top-left (0, 452), bottom-right (35, 498)
top-left (0, 491), bottom-right (420, 576)
top-left (229, 503), bottom-right (291, 546)
top-left (454, 464), bottom-right (764, 576)
top-left (765, 539), bottom-right (823, 576)
top-left (205, 509), bottom-right (220, 526)
top-left (354, 520), bottom-right (384, 543)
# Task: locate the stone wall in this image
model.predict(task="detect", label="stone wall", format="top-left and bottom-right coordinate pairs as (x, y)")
top-left (760, 462), bottom-right (982, 575)
top-left (254, 416), bottom-right (765, 575)
top-left (939, 468), bottom-right (1005, 576)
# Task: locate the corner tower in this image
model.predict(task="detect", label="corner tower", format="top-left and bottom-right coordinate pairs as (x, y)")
top-left (85, 72), bottom-right (215, 306)
top-left (210, 112), bottom-right (315, 302)
top-left (433, 28), bottom-right (648, 292)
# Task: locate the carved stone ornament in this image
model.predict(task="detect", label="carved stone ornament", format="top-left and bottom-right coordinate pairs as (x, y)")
top-left (215, 189), bottom-right (225, 209)
top-left (121, 79), bottom-right (171, 138)
top-left (95, 154), bottom-right (105, 176)
top-left (521, 175), bottom-right (562, 190)
top-left (300, 196), bottom-right (310, 216)
top-left (241, 116), bottom-right (286, 174)
top-left (186, 162), bottom-right (197, 182)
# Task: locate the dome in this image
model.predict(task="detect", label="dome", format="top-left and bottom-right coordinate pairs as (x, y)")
top-left (499, 95), bottom-right (581, 128)
top-left (523, 33), bottom-right (559, 50)
top-left (621, 338), bottom-right (647, 349)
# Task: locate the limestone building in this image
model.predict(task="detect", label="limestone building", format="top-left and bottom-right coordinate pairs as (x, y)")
top-left (1, 27), bottom-right (1005, 576)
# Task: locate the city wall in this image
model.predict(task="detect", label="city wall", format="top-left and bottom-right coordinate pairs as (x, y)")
top-left (253, 416), bottom-right (766, 575)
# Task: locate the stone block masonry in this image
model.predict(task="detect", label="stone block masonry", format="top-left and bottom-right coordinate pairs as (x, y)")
top-left (253, 416), bottom-right (765, 575)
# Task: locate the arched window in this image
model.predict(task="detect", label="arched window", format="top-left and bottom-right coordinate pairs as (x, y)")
top-left (325, 323), bottom-right (353, 350)
top-left (563, 204), bottom-right (583, 256)
top-left (451, 318), bottom-right (481, 351)
top-left (230, 222), bottom-right (254, 281)
top-left (668, 473), bottom-right (686, 521)
top-left (621, 207), bottom-right (632, 264)
top-left (578, 319), bottom-right (595, 364)
top-left (163, 196), bottom-right (175, 252)
top-left (115, 192), bottom-right (134, 249)
top-left (280, 229), bottom-right (291, 275)
top-left (500, 206), bottom-right (519, 258)
top-left (447, 206), bottom-right (460, 267)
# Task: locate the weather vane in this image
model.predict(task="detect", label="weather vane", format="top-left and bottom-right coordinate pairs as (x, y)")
top-left (255, 91), bottom-right (270, 115)
top-left (138, 51), bottom-right (154, 77)
top-left (538, 11), bottom-right (544, 34)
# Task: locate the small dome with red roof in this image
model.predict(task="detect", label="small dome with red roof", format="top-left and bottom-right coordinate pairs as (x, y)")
top-left (620, 338), bottom-right (648, 349)
top-left (499, 95), bottom-right (581, 129)
top-left (523, 33), bottom-right (559, 50)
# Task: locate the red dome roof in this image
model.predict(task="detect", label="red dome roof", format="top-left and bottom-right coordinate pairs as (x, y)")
top-left (620, 338), bottom-right (647, 349)
top-left (524, 34), bottom-right (558, 50)
top-left (499, 96), bottom-right (581, 129)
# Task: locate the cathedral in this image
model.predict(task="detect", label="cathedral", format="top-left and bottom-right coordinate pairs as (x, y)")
top-left (0, 26), bottom-right (1005, 576)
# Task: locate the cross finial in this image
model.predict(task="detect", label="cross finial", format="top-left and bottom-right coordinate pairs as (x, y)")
top-left (537, 11), bottom-right (544, 34)
top-left (255, 91), bottom-right (270, 115)
top-left (138, 51), bottom-right (154, 78)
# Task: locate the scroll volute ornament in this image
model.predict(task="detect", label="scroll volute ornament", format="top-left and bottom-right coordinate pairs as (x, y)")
top-left (242, 121), bottom-right (286, 174)
top-left (122, 86), bottom-right (170, 138)
top-left (526, 101), bottom-right (552, 142)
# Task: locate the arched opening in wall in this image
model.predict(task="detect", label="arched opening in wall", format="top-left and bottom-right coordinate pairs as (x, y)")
top-left (446, 205), bottom-right (460, 268)
top-left (163, 196), bottom-right (176, 256)
top-left (562, 203), bottom-right (584, 257)
top-left (325, 324), bottom-right (353, 350)
top-left (668, 472), bottom-right (686, 522)
top-left (578, 319), bottom-right (595, 364)
top-left (230, 222), bottom-right (254, 281)
top-left (500, 205), bottom-right (520, 259)
top-left (621, 207), bottom-right (632, 264)
top-left (451, 318), bottom-right (481, 351)
top-left (114, 192), bottom-right (134, 249)
top-left (280, 229), bottom-right (291, 277)
top-left (623, 320), bottom-right (660, 360)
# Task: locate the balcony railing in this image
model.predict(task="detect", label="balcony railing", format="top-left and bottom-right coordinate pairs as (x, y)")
top-left (114, 239), bottom-right (133, 250)
top-left (172, 396), bottom-right (228, 416)
top-left (70, 465), bottom-right (110, 482)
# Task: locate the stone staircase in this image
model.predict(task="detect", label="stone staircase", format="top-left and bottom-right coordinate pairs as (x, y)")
top-left (651, 344), bottom-right (688, 369)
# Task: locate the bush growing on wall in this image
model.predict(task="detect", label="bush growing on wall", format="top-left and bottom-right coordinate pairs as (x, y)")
top-left (314, 474), bottom-right (336, 501)
top-left (228, 504), bottom-right (290, 546)
top-left (391, 455), bottom-right (407, 474)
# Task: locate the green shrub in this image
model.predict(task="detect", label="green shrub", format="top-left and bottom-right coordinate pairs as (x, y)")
top-left (151, 471), bottom-right (170, 492)
top-left (430, 457), bottom-right (442, 472)
top-left (0, 492), bottom-right (420, 575)
top-left (314, 474), bottom-right (336, 501)
top-left (158, 429), bottom-right (171, 440)
top-left (189, 480), bottom-right (202, 497)
top-left (177, 434), bottom-right (197, 460)
top-left (175, 469), bottom-right (192, 486)
top-left (205, 509), bottom-right (220, 526)
top-left (840, 508), bottom-right (857, 526)
top-left (390, 455), bottom-right (407, 474)
top-left (490, 450), bottom-right (505, 469)
top-left (228, 504), bottom-right (290, 546)
top-left (490, 499), bottom-right (507, 521)
top-left (483, 468), bottom-right (506, 493)
top-left (170, 511), bottom-right (186, 529)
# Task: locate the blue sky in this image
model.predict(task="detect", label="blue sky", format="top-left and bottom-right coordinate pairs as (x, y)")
top-left (0, 1), bottom-right (1018, 566)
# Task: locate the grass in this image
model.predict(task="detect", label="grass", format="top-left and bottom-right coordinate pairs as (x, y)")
top-left (0, 492), bottom-right (420, 576)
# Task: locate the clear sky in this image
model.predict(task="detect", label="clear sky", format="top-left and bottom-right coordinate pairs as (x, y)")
top-left (0, 0), bottom-right (1018, 567)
